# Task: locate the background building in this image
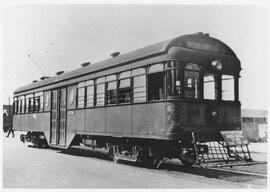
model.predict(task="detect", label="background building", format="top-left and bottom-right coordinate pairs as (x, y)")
top-left (241, 109), bottom-right (268, 142)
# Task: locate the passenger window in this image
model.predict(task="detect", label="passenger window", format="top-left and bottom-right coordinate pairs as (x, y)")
top-left (133, 75), bottom-right (146, 103)
top-left (34, 95), bottom-right (40, 112)
top-left (44, 91), bottom-right (51, 111)
top-left (86, 80), bottom-right (94, 107)
top-left (222, 75), bottom-right (235, 101)
top-left (21, 96), bottom-right (25, 113)
top-left (132, 68), bottom-right (146, 103)
top-left (29, 97), bottom-right (34, 112)
top-left (184, 63), bottom-right (200, 99)
top-left (13, 97), bottom-right (18, 114)
top-left (17, 98), bottom-right (21, 114)
top-left (204, 74), bottom-right (217, 100)
top-left (118, 71), bottom-right (131, 104)
top-left (77, 82), bottom-right (86, 108)
top-left (39, 92), bottom-right (44, 112)
top-left (148, 64), bottom-right (164, 101)
top-left (166, 61), bottom-right (181, 97)
top-left (25, 99), bottom-right (28, 113)
top-left (25, 95), bottom-right (30, 113)
top-left (106, 75), bottom-right (117, 105)
top-left (132, 68), bottom-right (145, 76)
top-left (96, 77), bottom-right (105, 106)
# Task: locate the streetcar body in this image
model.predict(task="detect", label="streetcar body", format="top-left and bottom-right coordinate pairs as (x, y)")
top-left (13, 33), bottom-right (251, 167)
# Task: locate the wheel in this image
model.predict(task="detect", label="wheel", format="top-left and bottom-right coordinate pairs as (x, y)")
top-left (179, 151), bottom-right (195, 166)
top-left (138, 156), bottom-right (162, 169)
top-left (110, 146), bottom-right (120, 163)
top-left (20, 134), bottom-right (26, 143)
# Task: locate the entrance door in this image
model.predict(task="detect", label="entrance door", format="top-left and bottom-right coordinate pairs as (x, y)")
top-left (58, 88), bottom-right (67, 146)
top-left (50, 88), bottom-right (67, 146)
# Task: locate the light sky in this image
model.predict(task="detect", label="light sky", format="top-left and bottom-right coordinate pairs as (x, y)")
top-left (2, 4), bottom-right (268, 110)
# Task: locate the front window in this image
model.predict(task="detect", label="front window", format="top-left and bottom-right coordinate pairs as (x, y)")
top-left (203, 74), bottom-right (217, 100)
top-left (166, 61), bottom-right (181, 97)
top-left (222, 75), bottom-right (234, 101)
top-left (184, 63), bottom-right (200, 99)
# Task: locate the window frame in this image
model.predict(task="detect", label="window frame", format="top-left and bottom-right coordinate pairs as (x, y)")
top-left (132, 68), bottom-right (146, 103)
top-left (105, 75), bottom-right (117, 105)
top-left (86, 80), bottom-right (95, 108)
top-left (95, 77), bottom-right (106, 107)
top-left (13, 97), bottom-right (18, 114)
top-left (77, 82), bottom-right (86, 109)
top-left (166, 61), bottom-right (182, 99)
top-left (221, 74), bottom-right (235, 101)
top-left (203, 73), bottom-right (218, 100)
top-left (184, 63), bottom-right (201, 99)
top-left (118, 71), bottom-right (131, 104)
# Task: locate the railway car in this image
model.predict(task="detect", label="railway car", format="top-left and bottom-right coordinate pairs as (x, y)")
top-left (13, 32), bottom-right (254, 168)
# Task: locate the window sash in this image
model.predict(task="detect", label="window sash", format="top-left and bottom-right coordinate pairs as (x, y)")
top-left (86, 86), bottom-right (94, 107)
top-left (184, 71), bottom-right (200, 99)
top-left (222, 75), bottom-right (235, 101)
top-left (133, 75), bottom-right (146, 103)
top-left (77, 87), bottom-right (85, 108)
top-left (203, 74), bottom-right (217, 100)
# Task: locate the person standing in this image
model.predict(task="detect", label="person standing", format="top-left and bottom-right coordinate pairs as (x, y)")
top-left (6, 126), bottom-right (14, 138)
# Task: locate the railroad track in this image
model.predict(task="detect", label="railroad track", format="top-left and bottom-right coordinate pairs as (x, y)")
top-left (163, 160), bottom-right (267, 177)
top-left (68, 145), bottom-right (267, 179)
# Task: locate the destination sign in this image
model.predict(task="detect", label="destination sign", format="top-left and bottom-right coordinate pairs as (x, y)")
top-left (186, 40), bottom-right (225, 53)
top-left (220, 131), bottom-right (249, 146)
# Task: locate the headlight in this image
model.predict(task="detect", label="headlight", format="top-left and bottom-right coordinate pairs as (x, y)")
top-left (212, 60), bottom-right (222, 71)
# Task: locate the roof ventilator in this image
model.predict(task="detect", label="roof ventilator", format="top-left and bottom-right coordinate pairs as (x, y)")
top-left (111, 52), bottom-right (120, 58)
top-left (81, 62), bottom-right (90, 67)
top-left (56, 71), bottom-right (64, 75)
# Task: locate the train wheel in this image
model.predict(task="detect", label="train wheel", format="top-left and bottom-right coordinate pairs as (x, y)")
top-left (110, 145), bottom-right (120, 163)
top-left (20, 134), bottom-right (26, 143)
top-left (179, 152), bottom-right (195, 166)
top-left (139, 156), bottom-right (162, 169)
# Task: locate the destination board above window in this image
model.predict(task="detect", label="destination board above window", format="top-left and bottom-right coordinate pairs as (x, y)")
top-left (184, 41), bottom-right (226, 54)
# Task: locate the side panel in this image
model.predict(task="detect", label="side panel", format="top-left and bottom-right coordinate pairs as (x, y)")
top-left (67, 110), bottom-right (76, 133)
top-left (132, 103), bottom-right (166, 136)
top-left (166, 102), bottom-right (241, 138)
top-left (39, 113), bottom-right (50, 131)
top-left (85, 108), bottom-right (106, 133)
top-left (39, 112), bottom-right (50, 142)
top-left (74, 110), bottom-right (85, 132)
top-left (106, 105), bottom-right (132, 134)
top-left (12, 115), bottom-right (21, 131)
top-left (66, 110), bottom-right (76, 147)
top-left (31, 113), bottom-right (39, 131)
top-left (21, 114), bottom-right (28, 131)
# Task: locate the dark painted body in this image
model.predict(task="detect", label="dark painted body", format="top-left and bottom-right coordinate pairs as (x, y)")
top-left (13, 33), bottom-right (241, 149)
